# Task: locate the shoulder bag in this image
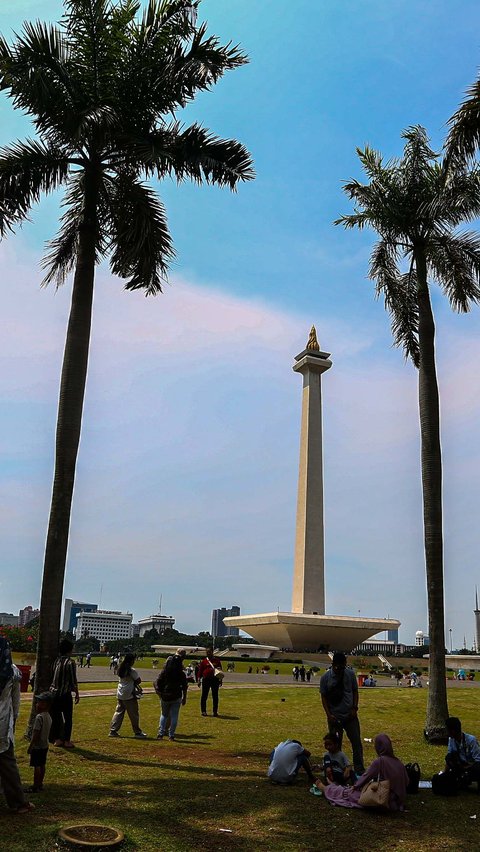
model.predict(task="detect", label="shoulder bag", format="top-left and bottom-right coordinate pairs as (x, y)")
top-left (359, 774), bottom-right (391, 809)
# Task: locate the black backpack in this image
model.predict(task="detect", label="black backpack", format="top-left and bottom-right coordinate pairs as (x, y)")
top-left (405, 762), bottom-right (421, 794)
top-left (431, 770), bottom-right (458, 796)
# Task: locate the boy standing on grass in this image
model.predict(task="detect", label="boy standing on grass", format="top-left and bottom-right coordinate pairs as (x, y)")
top-left (27, 692), bottom-right (53, 792)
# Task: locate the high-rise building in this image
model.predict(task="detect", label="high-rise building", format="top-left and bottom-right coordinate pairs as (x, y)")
top-left (387, 628), bottom-right (399, 643)
top-left (75, 610), bottom-right (132, 642)
top-left (0, 613), bottom-right (19, 627)
top-left (137, 614), bottom-right (175, 637)
top-left (63, 599), bottom-right (98, 634)
top-left (18, 605), bottom-right (40, 627)
top-left (212, 606), bottom-right (241, 638)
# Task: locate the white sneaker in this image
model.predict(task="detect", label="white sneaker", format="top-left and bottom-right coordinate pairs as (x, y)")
top-left (135, 732), bottom-right (147, 738)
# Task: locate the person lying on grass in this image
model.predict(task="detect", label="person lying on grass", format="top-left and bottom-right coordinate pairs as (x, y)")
top-left (313, 733), bottom-right (408, 810)
top-left (268, 739), bottom-right (316, 785)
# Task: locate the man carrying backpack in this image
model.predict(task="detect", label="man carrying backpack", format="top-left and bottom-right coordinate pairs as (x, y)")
top-left (155, 649), bottom-right (188, 741)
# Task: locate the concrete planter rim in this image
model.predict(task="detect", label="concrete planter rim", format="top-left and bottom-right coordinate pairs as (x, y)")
top-left (58, 824), bottom-right (125, 848)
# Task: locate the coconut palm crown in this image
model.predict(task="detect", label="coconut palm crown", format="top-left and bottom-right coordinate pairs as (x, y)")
top-left (336, 125), bottom-right (480, 740)
top-left (0, 0), bottom-right (253, 707)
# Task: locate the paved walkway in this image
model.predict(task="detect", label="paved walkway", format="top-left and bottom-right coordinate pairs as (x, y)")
top-left (19, 666), bottom-right (479, 701)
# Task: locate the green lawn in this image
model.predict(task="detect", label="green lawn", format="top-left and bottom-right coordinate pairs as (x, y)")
top-left (3, 686), bottom-right (480, 851)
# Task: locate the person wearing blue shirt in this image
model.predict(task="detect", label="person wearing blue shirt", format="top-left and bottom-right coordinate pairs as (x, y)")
top-left (445, 717), bottom-right (480, 789)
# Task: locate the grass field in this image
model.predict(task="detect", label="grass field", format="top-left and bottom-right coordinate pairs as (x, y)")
top-left (3, 685), bottom-right (480, 851)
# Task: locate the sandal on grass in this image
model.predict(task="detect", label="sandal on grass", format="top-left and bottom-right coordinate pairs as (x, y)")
top-left (309, 785), bottom-right (323, 796)
top-left (16, 802), bottom-right (35, 814)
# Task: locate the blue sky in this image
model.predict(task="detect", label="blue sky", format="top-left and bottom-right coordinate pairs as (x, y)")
top-left (1, 0), bottom-right (480, 648)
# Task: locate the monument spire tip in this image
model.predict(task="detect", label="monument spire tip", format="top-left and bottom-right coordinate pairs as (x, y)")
top-left (306, 325), bottom-right (320, 351)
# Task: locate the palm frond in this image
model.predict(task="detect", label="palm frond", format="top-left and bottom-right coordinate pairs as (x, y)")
top-left (120, 2), bottom-right (247, 121)
top-left (334, 210), bottom-right (373, 230)
top-left (120, 122), bottom-right (254, 188)
top-left (401, 125), bottom-right (438, 172)
top-left (41, 175), bottom-right (84, 286)
top-left (0, 21), bottom-right (79, 142)
top-left (106, 172), bottom-right (175, 294)
top-left (370, 240), bottom-right (420, 365)
top-left (445, 76), bottom-right (480, 164)
top-left (428, 229), bottom-right (480, 311)
top-left (0, 139), bottom-right (69, 236)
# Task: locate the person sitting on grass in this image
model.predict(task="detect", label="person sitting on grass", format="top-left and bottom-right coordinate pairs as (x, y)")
top-left (312, 733), bottom-right (408, 811)
top-left (268, 739), bottom-right (316, 785)
top-left (27, 692), bottom-right (53, 792)
top-left (322, 732), bottom-right (354, 785)
top-left (445, 716), bottom-right (480, 789)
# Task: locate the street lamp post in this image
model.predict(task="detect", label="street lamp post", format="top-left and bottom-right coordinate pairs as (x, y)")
top-left (449, 628), bottom-right (453, 653)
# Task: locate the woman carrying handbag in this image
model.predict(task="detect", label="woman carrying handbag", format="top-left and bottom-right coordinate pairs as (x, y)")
top-left (313, 733), bottom-right (408, 811)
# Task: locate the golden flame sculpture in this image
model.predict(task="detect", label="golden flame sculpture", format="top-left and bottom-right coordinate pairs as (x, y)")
top-left (306, 325), bottom-right (320, 351)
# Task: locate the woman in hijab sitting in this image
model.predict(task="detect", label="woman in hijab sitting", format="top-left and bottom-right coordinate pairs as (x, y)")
top-left (314, 733), bottom-right (408, 811)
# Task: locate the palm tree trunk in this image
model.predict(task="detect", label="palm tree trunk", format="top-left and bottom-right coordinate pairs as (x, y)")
top-left (415, 246), bottom-right (449, 742)
top-left (27, 175), bottom-right (98, 731)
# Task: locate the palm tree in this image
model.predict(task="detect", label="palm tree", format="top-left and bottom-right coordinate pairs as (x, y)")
top-left (335, 126), bottom-right (480, 741)
top-left (0, 0), bottom-right (253, 701)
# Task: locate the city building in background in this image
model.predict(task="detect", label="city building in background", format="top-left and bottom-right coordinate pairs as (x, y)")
top-left (212, 606), bottom-right (241, 638)
top-left (137, 614), bottom-right (175, 637)
top-left (131, 623), bottom-right (140, 637)
top-left (0, 612), bottom-right (19, 627)
top-left (415, 630), bottom-right (430, 647)
top-left (18, 605), bottom-right (40, 626)
top-left (75, 610), bottom-right (132, 642)
top-left (63, 599), bottom-right (98, 634)
top-left (387, 628), bottom-right (399, 643)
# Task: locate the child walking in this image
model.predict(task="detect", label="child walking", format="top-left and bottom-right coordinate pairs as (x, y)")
top-left (27, 692), bottom-right (53, 792)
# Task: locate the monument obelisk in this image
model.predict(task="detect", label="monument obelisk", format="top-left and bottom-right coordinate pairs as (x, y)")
top-left (291, 326), bottom-right (332, 615)
top-left (223, 328), bottom-right (400, 652)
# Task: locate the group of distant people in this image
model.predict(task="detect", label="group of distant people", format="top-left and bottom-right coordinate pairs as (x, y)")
top-left (292, 665), bottom-right (314, 682)
top-left (107, 645), bottom-right (224, 740)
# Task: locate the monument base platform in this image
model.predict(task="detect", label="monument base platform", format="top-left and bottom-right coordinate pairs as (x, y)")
top-left (223, 612), bottom-right (400, 653)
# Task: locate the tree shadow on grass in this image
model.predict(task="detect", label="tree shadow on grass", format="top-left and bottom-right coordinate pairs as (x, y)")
top-left (41, 775), bottom-right (302, 851)
top-left (73, 747), bottom-right (264, 778)
top-left (4, 770), bottom-right (480, 852)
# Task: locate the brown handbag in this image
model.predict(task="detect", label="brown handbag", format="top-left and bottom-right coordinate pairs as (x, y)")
top-left (358, 775), bottom-right (391, 809)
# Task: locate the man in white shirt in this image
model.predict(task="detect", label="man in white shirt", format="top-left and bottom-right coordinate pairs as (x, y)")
top-left (267, 739), bottom-right (315, 784)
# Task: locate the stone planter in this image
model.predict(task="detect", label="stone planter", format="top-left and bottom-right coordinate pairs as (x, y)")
top-left (58, 824), bottom-right (124, 849)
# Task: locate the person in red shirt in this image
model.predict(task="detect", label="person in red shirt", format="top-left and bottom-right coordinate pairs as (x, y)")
top-left (197, 647), bottom-right (223, 717)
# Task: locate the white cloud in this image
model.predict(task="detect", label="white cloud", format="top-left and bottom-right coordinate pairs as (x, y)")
top-left (1, 240), bottom-right (480, 647)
